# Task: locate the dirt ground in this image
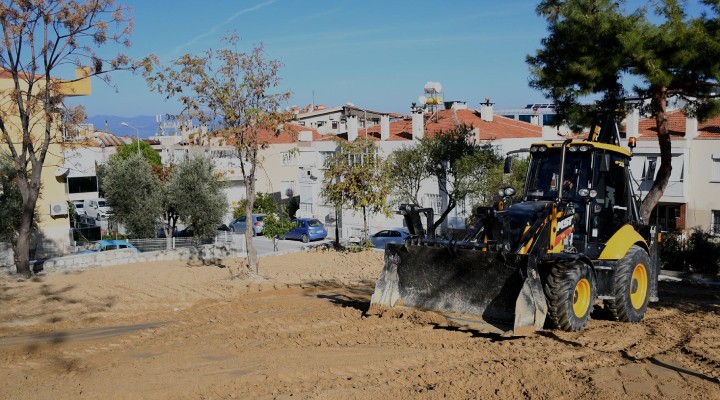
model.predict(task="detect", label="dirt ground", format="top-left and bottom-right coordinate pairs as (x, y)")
top-left (0, 249), bottom-right (718, 399)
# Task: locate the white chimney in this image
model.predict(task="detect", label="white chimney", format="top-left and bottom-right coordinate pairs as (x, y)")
top-left (685, 113), bottom-right (698, 140)
top-left (298, 131), bottom-right (313, 142)
top-left (347, 115), bottom-right (358, 142)
top-left (625, 108), bottom-right (640, 138)
top-left (412, 108), bottom-right (424, 140)
top-left (380, 114), bottom-right (390, 141)
top-left (480, 98), bottom-right (494, 122)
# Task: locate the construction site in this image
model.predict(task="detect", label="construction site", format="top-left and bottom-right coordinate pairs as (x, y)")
top-left (0, 250), bottom-right (717, 399)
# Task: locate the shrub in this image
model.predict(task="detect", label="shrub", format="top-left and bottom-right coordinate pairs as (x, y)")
top-left (660, 228), bottom-right (720, 277)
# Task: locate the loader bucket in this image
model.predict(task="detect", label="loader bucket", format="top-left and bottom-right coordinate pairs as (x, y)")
top-left (370, 243), bottom-right (548, 336)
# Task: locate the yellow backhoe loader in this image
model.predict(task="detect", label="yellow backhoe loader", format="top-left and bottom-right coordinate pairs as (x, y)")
top-left (370, 117), bottom-right (659, 335)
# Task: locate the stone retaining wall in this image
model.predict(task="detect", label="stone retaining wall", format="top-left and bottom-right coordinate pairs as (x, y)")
top-left (38, 244), bottom-right (247, 274)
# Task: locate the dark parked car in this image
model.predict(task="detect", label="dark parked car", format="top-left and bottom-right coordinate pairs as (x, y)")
top-left (284, 218), bottom-right (328, 243)
top-left (229, 213), bottom-right (266, 235)
top-left (369, 229), bottom-right (410, 249)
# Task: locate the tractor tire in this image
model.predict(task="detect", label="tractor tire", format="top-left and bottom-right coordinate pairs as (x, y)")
top-left (301, 234), bottom-right (309, 243)
top-left (544, 261), bottom-right (597, 332)
top-left (606, 245), bottom-right (651, 323)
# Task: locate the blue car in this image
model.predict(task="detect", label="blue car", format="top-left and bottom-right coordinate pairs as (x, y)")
top-left (284, 218), bottom-right (328, 243)
top-left (78, 239), bottom-right (139, 254)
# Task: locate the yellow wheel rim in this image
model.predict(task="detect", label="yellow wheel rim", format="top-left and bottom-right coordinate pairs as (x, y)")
top-left (573, 278), bottom-right (591, 318)
top-left (630, 263), bottom-right (648, 309)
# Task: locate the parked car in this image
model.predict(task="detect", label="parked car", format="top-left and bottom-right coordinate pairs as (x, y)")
top-left (284, 218), bottom-right (328, 243)
top-left (157, 224), bottom-right (231, 238)
top-left (228, 213), bottom-right (266, 236)
top-left (83, 198), bottom-right (113, 220)
top-left (78, 239), bottom-right (139, 254)
top-left (70, 200), bottom-right (85, 216)
top-left (369, 229), bottom-right (410, 249)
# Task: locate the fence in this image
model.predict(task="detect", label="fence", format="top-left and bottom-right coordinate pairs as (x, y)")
top-left (127, 231), bottom-right (245, 253)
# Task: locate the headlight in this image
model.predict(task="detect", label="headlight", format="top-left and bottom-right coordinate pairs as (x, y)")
top-left (504, 187), bottom-right (516, 196)
top-left (498, 189), bottom-right (506, 197)
top-left (568, 146), bottom-right (578, 152)
top-left (530, 146), bottom-right (539, 152)
top-left (538, 146), bottom-right (547, 152)
top-left (579, 145), bottom-right (590, 152)
top-left (578, 188), bottom-right (590, 197)
top-left (589, 189), bottom-right (598, 198)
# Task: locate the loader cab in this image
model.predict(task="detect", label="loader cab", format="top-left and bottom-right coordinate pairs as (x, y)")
top-left (524, 142), bottom-right (638, 256)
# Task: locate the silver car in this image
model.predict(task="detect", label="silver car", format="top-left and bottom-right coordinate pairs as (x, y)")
top-left (369, 229), bottom-right (410, 249)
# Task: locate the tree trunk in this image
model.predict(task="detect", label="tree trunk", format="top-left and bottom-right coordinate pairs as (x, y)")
top-left (14, 179), bottom-right (39, 277)
top-left (433, 198), bottom-right (456, 233)
top-left (639, 90), bottom-right (672, 223)
top-left (362, 205), bottom-right (368, 240)
top-left (245, 178), bottom-right (258, 274)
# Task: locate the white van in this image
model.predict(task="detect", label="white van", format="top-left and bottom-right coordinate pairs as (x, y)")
top-left (83, 198), bottom-right (113, 220)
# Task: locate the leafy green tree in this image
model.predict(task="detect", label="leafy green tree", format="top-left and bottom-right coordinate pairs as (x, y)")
top-left (528, 0), bottom-right (720, 221)
top-left (0, 0), bottom-right (144, 276)
top-left (322, 137), bottom-right (391, 240)
top-left (113, 140), bottom-right (162, 167)
top-left (262, 212), bottom-right (295, 251)
top-left (147, 33), bottom-right (291, 273)
top-left (420, 125), bottom-right (502, 231)
top-left (0, 155), bottom-right (35, 246)
top-left (102, 153), bottom-right (164, 239)
top-left (481, 156), bottom-right (530, 207)
top-left (166, 154), bottom-right (227, 240)
top-left (233, 192), bottom-right (277, 219)
top-left (387, 145), bottom-right (431, 206)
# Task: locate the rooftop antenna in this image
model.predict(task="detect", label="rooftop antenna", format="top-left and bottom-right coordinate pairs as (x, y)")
top-left (423, 82), bottom-right (443, 122)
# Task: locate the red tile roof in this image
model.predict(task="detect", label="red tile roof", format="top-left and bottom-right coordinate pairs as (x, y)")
top-left (217, 123), bottom-right (324, 145)
top-left (362, 108), bottom-right (542, 141)
top-left (250, 108), bottom-right (542, 145)
top-left (637, 109), bottom-right (720, 140)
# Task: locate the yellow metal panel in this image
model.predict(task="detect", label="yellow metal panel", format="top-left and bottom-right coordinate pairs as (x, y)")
top-left (598, 224), bottom-right (647, 260)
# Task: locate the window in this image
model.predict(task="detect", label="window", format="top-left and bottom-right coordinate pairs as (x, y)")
top-left (712, 154), bottom-right (720, 181)
top-left (331, 121), bottom-right (338, 129)
top-left (67, 176), bottom-right (98, 194)
top-left (425, 193), bottom-right (442, 214)
top-left (643, 157), bottom-right (657, 181)
top-left (712, 210), bottom-right (720, 235)
top-left (319, 151), bottom-right (334, 167)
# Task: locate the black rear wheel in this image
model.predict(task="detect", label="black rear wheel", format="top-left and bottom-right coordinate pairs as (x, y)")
top-left (606, 245), bottom-right (651, 323)
top-left (301, 234), bottom-right (309, 243)
top-left (544, 261), bottom-right (597, 332)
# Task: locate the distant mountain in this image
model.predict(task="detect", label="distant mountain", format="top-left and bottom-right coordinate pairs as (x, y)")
top-left (85, 115), bottom-right (159, 138)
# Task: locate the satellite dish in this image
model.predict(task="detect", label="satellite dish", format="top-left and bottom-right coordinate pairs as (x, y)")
top-left (418, 96), bottom-right (427, 105)
top-left (54, 167), bottom-right (69, 177)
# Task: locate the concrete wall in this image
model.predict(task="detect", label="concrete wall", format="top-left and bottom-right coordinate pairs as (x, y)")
top-left (687, 138), bottom-right (720, 229)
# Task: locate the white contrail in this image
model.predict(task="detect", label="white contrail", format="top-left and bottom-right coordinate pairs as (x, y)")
top-left (174, 0), bottom-right (278, 52)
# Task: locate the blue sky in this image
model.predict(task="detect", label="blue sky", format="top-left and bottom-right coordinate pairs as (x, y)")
top-left (67, 0), bottom-right (715, 120)
top-left (68, 0), bottom-right (550, 119)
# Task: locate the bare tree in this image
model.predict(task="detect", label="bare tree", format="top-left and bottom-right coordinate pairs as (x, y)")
top-left (0, 0), bottom-right (144, 276)
top-left (146, 34), bottom-right (291, 273)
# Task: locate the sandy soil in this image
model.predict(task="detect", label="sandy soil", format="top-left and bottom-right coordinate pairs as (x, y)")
top-left (0, 249), bottom-right (718, 399)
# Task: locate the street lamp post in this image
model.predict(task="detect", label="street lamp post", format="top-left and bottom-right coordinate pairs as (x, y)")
top-left (121, 122), bottom-right (140, 155)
